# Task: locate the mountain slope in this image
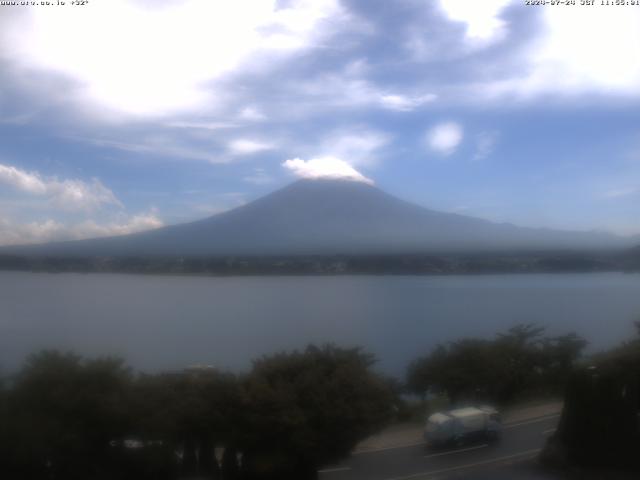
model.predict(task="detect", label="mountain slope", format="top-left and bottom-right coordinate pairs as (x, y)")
top-left (2, 179), bottom-right (636, 256)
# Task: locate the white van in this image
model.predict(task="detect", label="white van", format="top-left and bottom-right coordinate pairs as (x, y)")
top-left (424, 406), bottom-right (501, 447)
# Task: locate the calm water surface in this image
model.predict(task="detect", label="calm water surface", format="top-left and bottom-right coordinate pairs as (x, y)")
top-left (1, 272), bottom-right (640, 376)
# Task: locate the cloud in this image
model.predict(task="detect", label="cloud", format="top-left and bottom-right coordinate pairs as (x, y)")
top-left (473, 131), bottom-right (499, 161)
top-left (293, 60), bottom-right (381, 110)
top-left (165, 121), bottom-right (238, 131)
top-left (477, 5), bottom-right (640, 100)
top-left (84, 136), bottom-right (228, 163)
top-left (292, 60), bottom-right (437, 114)
top-left (437, 0), bottom-right (512, 44)
top-left (48, 178), bottom-right (122, 211)
top-left (282, 156), bottom-right (374, 184)
top-left (228, 139), bottom-right (275, 155)
top-left (1, 0), bottom-right (344, 117)
top-left (0, 213), bottom-right (163, 246)
top-left (0, 163), bottom-right (47, 195)
top-left (379, 93), bottom-right (437, 112)
top-left (534, 7), bottom-right (640, 95)
top-left (425, 122), bottom-right (464, 155)
top-left (320, 128), bottom-right (391, 166)
top-left (238, 106), bottom-right (266, 121)
top-left (0, 163), bottom-right (121, 211)
top-left (243, 168), bottom-right (273, 185)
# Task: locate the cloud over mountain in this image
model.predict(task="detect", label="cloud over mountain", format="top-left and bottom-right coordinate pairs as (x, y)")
top-left (282, 157), bottom-right (373, 185)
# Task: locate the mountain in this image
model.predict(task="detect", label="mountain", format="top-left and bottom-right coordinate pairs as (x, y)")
top-left (2, 179), bottom-right (636, 257)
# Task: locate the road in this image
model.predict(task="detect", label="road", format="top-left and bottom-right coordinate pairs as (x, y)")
top-left (318, 413), bottom-right (561, 480)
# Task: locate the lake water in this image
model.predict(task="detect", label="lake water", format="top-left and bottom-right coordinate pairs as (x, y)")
top-left (1, 272), bottom-right (640, 376)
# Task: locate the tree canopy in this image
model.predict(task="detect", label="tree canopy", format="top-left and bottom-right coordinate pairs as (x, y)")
top-left (238, 345), bottom-right (394, 479)
top-left (407, 324), bottom-right (587, 405)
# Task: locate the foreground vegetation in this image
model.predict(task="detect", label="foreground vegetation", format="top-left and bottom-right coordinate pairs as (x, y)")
top-left (0, 345), bottom-right (393, 480)
top-left (541, 323), bottom-right (640, 474)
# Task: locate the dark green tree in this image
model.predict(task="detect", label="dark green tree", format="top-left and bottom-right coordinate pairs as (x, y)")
top-left (237, 344), bottom-right (394, 480)
top-left (407, 324), bottom-right (587, 406)
top-left (406, 344), bottom-right (448, 400)
top-left (131, 368), bottom-right (240, 479)
top-left (492, 323), bottom-right (546, 402)
top-left (542, 326), bottom-right (640, 472)
top-left (0, 371), bottom-right (10, 477)
top-left (6, 351), bottom-right (132, 480)
top-left (407, 340), bottom-right (502, 404)
top-left (540, 332), bottom-right (588, 393)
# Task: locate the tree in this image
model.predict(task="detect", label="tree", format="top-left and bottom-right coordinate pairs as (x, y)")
top-left (6, 351), bottom-right (132, 480)
top-left (541, 328), bottom-right (640, 472)
top-left (493, 323), bottom-right (546, 402)
top-left (406, 325), bottom-right (587, 406)
top-left (131, 368), bottom-right (240, 479)
top-left (237, 345), bottom-right (394, 480)
top-left (408, 339), bottom-right (503, 404)
top-left (540, 333), bottom-right (588, 393)
top-left (406, 345), bottom-right (447, 400)
top-left (0, 371), bottom-right (11, 478)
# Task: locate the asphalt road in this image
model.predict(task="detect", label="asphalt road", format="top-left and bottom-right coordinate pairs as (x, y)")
top-left (318, 413), bottom-right (561, 480)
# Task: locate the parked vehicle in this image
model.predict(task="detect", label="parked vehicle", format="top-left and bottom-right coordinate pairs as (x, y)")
top-left (424, 406), bottom-right (501, 447)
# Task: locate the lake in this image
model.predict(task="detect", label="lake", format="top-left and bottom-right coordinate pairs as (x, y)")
top-left (1, 271), bottom-right (640, 376)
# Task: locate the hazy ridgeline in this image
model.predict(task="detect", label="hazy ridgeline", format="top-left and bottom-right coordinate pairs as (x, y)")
top-left (0, 324), bottom-right (590, 480)
top-left (3, 180), bottom-right (638, 258)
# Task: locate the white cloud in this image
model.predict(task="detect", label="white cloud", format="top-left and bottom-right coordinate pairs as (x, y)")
top-left (48, 178), bottom-right (121, 211)
top-left (473, 131), bottom-right (499, 161)
top-left (85, 137), bottom-right (228, 163)
top-left (0, 163), bottom-right (121, 211)
top-left (426, 122), bottom-right (464, 155)
top-left (166, 121), bottom-right (237, 131)
top-left (282, 156), bottom-right (374, 184)
top-left (69, 213), bottom-right (164, 238)
top-left (478, 6), bottom-right (640, 99)
top-left (320, 129), bottom-right (391, 166)
top-left (228, 139), bottom-right (275, 155)
top-left (379, 93), bottom-right (437, 112)
top-left (533, 7), bottom-right (640, 95)
top-left (297, 72), bottom-right (378, 110)
top-left (0, 163), bottom-right (47, 195)
top-left (295, 60), bottom-right (437, 114)
top-left (438, 0), bottom-right (512, 44)
top-left (238, 106), bottom-right (266, 121)
top-left (2, 0), bottom-right (343, 117)
top-left (0, 213), bottom-right (163, 246)
top-left (0, 219), bottom-right (63, 247)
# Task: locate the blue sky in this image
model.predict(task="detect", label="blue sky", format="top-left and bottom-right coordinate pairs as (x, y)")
top-left (0, 0), bottom-right (639, 245)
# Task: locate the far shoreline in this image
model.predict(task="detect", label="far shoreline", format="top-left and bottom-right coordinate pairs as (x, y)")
top-left (1, 249), bottom-right (638, 278)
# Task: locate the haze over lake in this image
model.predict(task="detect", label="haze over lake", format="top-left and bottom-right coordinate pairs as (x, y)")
top-left (2, 271), bottom-right (640, 376)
